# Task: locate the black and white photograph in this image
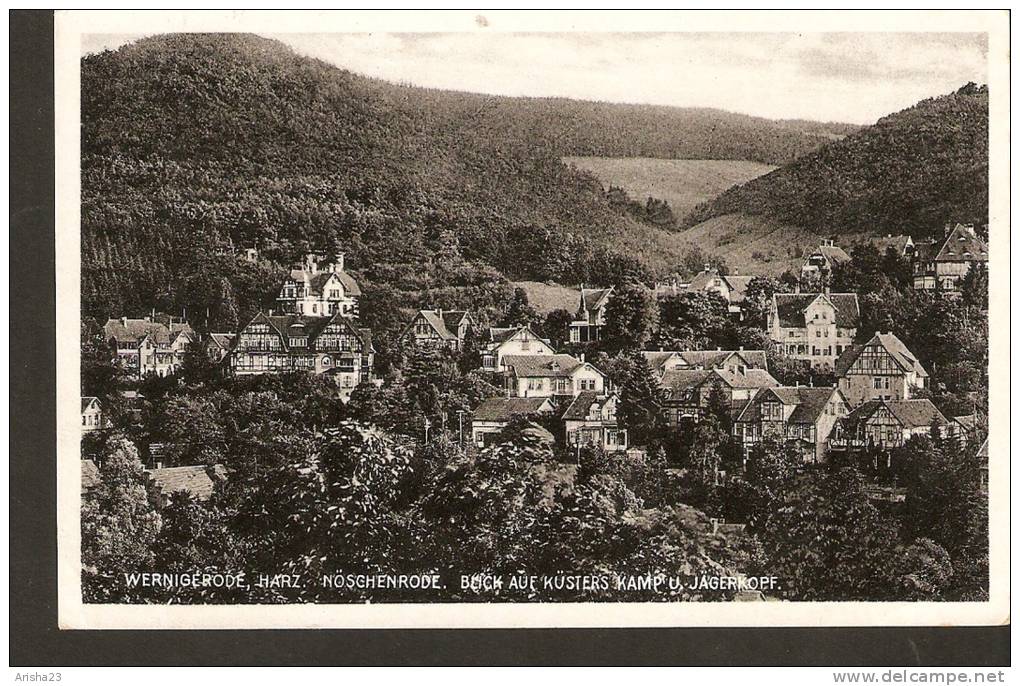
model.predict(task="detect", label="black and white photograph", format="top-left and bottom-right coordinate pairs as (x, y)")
top-left (47, 10), bottom-right (1008, 633)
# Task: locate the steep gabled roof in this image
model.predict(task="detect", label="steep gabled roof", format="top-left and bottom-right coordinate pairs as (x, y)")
top-left (207, 332), bottom-right (236, 350)
top-left (413, 309), bottom-right (470, 341)
top-left (933, 224), bottom-right (988, 263)
top-left (472, 397), bottom-right (553, 421)
top-left (579, 287), bottom-right (613, 313)
top-left (503, 354), bottom-right (586, 378)
top-left (81, 396), bottom-right (100, 413)
top-left (287, 266), bottom-right (362, 297)
top-left (844, 398), bottom-right (947, 431)
top-left (773, 293), bottom-right (860, 329)
top-left (721, 275), bottom-right (754, 303)
top-left (834, 332), bottom-right (928, 378)
top-left (735, 386), bottom-right (841, 425)
top-left (686, 269), bottom-right (729, 293)
top-left (244, 312), bottom-right (372, 352)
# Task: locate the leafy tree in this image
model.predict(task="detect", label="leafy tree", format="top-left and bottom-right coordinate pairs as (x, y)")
top-left (500, 287), bottom-right (540, 328)
top-left (539, 308), bottom-right (574, 349)
top-left (763, 467), bottom-right (901, 601)
top-left (602, 282), bottom-right (657, 353)
top-left (741, 275), bottom-right (784, 328)
top-left (81, 435), bottom-right (162, 601)
top-left (655, 291), bottom-right (733, 350)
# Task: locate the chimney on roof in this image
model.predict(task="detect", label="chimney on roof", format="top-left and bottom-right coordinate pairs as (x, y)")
top-left (305, 253), bottom-right (318, 274)
top-left (121, 316), bottom-right (127, 327)
top-left (579, 353), bottom-right (585, 363)
top-left (703, 263), bottom-right (712, 273)
top-left (333, 252), bottom-right (345, 273)
top-left (794, 282), bottom-right (801, 294)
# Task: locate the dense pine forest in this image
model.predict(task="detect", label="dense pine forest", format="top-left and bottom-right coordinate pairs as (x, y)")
top-left (81, 33), bottom-right (855, 329)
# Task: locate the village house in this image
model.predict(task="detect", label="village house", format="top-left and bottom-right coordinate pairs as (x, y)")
top-left (562, 392), bottom-right (628, 452)
top-left (661, 367), bottom-right (779, 426)
top-left (104, 314), bottom-right (196, 377)
top-left (912, 223), bottom-right (988, 292)
top-left (504, 354), bottom-right (606, 399)
top-left (145, 464), bottom-right (227, 509)
top-left (870, 234), bottom-right (916, 259)
top-left (569, 286), bottom-right (613, 343)
top-left (203, 332), bottom-right (236, 363)
top-left (832, 398), bottom-right (948, 453)
top-left (276, 252), bottom-right (361, 318)
top-left (81, 396), bottom-right (105, 434)
top-left (768, 292), bottom-right (860, 371)
top-left (733, 386), bottom-right (850, 465)
top-left (229, 311), bottom-right (374, 400)
top-left (684, 266), bottom-right (754, 317)
top-left (402, 309), bottom-right (475, 352)
top-left (470, 396), bottom-right (555, 448)
top-left (480, 325), bottom-right (555, 373)
top-left (835, 332), bottom-right (928, 406)
top-left (800, 239), bottom-right (851, 286)
top-left (642, 349), bottom-right (769, 379)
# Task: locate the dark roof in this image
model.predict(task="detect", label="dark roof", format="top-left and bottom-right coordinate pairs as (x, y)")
top-left (247, 312), bottom-right (373, 352)
top-left (579, 287), bottom-right (613, 313)
top-left (104, 317), bottom-right (195, 345)
top-left (736, 387), bottom-right (841, 425)
top-left (722, 275), bottom-right (754, 303)
top-left (953, 414), bottom-right (979, 432)
top-left (146, 465), bottom-right (226, 502)
top-left (884, 399), bottom-right (948, 428)
top-left (81, 396), bottom-right (100, 413)
top-left (834, 332), bottom-right (928, 378)
top-left (206, 333), bottom-right (236, 350)
top-left (933, 224), bottom-right (988, 263)
top-left (845, 399), bottom-right (948, 430)
top-left (687, 269), bottom-right (729, 293)
top-left (472, 397), bottom-right (552, 421)
top-left (81, 460), bottom-right (101, 491)
top-left (414, 310), bottom-right (470, 341)
top-left (561, 391), bottom-right (607, 421)
top-left (773, 293), bottom-right (860, 329)
top-left (504, 354), bottom-right (586, 378)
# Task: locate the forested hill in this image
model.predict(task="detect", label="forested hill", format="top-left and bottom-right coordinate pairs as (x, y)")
top-left (80, 33), bottom-right (852, 324)
top-left (683, 84), bottom-right (989, 238)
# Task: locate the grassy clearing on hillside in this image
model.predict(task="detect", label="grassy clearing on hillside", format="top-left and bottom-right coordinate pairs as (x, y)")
top-left (563, 157), bottom-right (776, 219)
top-left (676, 213), bottom-right (825, 277)
top-left (513, 281), bottom-right (580, 315)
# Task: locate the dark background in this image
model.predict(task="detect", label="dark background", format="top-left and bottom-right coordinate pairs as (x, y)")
top-left (9, 9), bottom-right (1010, 667)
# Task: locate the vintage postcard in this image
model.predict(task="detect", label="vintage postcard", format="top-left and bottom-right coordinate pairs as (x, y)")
top-left (54, 10), bottom-right (1009, 629)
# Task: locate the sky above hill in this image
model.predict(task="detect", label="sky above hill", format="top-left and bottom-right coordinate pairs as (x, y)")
top-left (81, 31), bottom-right (987, 125)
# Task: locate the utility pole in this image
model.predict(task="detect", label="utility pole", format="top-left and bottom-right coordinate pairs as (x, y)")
top-left (456, 409), bottom-right (467, 448)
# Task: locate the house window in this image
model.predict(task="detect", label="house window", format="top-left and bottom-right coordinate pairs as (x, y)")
top-left (521, 339), bottom-right (531, 351)
top-left (322, 356), bottom-right (332, 366)
top-left (874, 377), bottom-right (882, 389)
top-left (528, 378), bottom-right (543, 391)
